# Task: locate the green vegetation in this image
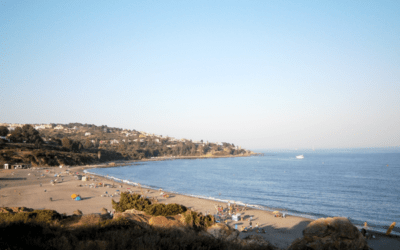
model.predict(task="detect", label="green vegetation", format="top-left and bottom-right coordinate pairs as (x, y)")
top-left (1, 122), bottom-right (254, 167)
top-left (0, 215), bottom-right (275, 250)
top-left (144, 203), bottom-right (187, 217)
top-left (183, 210), bottom-right (215, 228)
top-left (0, 209), bottom-right (62, 224)
top-left (112, 192), bottom-right (187, 217)
top-left (112, 192), bottom-right (152, 212)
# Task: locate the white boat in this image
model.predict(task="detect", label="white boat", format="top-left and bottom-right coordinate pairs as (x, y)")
top-left (296, 155), bottom-right (304, 159)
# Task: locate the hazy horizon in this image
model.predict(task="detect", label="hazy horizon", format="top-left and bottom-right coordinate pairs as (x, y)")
top-left (1, 1), bottom-right (399, 150)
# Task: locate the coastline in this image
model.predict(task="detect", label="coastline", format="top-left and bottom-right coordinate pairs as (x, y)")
top-left (1, 160), bottom-right (399, 249)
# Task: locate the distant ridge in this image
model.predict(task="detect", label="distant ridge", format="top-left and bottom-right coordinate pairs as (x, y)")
top-left (0, 122), bottom-right (255, 167)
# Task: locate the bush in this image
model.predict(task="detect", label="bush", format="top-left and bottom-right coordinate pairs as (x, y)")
top-left (0, 209), bottom-right (61, 224)
top-left (111, 192), bottom-right (151, 212)
top-left (112, 192), bottom-right (187, 217)
top-left (183, 210), bottom-right (214, 229)
top-left (144, 203), bottom-right (187, 217)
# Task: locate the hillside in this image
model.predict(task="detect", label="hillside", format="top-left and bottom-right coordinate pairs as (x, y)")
top-left (0, 123), bottom-right (254, 167)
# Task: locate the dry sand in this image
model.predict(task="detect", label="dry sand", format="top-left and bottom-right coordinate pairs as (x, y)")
top-left (0, 165), bottom-right (399, 249)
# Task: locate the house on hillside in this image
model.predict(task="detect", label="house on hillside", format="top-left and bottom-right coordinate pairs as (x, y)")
top-left (54, 125), bottom-right (64, 130)
top-left (85, 132), bottom-right (91, 136)
top-left (110, 139), bottom-right (119, 144)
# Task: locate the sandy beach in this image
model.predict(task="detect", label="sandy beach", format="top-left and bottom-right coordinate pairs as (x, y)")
top-left (1, 165), bottom-right (399, 250)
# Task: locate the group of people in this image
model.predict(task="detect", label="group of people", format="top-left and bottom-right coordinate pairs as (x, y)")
top-left (213, 202), bottom-right (264, 233)
top-left (215, 202), bottom-right (246, 216)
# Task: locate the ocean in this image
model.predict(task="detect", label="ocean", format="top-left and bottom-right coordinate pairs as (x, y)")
top-left (85, 150), bottom-right (400, 235)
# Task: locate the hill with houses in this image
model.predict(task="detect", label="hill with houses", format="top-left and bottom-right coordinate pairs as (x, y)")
top-left (0, 123), bottom-right (254, 167)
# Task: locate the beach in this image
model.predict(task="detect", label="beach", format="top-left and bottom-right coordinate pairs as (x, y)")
top-left (1, 165), bottom-right (399, 250)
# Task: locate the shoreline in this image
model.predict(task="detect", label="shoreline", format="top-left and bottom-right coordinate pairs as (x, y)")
top-left (86, 158), bottom-right (400, 237)
top-left (84, 165), bottom-right (400, 237)
top-left (1, 161), bottom-right (399, 249)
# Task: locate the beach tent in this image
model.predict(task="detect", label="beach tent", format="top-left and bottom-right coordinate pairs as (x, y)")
top-left (71, 194), bottom-right (78, 199)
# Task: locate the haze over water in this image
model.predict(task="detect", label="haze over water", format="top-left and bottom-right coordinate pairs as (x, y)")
top-left (88, 149), bottom-right (400, 235)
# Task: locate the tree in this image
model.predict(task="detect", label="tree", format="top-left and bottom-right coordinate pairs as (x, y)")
top-left (62, 138), bottom-right (71, 149)
top-left (8, 125), bottom-right (43, 143)
top-left (71, 141), bottom-right (83, 152)
top-left (0, 126), bottom-right (9, 136)
top-left (84, 138), bottom-right (92, 149)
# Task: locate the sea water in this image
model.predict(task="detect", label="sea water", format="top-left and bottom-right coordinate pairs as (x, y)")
top-left (86, 149), bottom-right (400, 235)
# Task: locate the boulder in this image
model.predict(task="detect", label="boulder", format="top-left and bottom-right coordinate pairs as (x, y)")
top-left (149, 215), bottom-right (184, 228)
top-left (242, 235), bottom-right (278, 249)
top-left (124, 208), bottom-right (147, 215)
top-left (207, 223), bottom-right (239, 241)
top-left (288, 217), bottom-right (372, 250)
top-left (113, 212), bottom-right (150, 224)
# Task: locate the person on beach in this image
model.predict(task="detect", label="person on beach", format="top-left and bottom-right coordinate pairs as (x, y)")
top-left (249, 221), bottom-right (252, 231)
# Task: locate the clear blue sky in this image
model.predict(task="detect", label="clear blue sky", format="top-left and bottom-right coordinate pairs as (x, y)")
top-left (1, 0), bottom-right (399, 150)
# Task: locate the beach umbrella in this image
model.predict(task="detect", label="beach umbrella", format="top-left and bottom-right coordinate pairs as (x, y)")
top-left (75, 196), bottom-right (81, 201)
top-left (71, 194), bottom-right (78, 199)
top-left (272, 211), bottom-right (281, 214)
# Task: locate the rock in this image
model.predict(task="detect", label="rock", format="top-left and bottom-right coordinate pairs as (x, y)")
top-left (206, 223), bottom-right (239, 241)
top-left (124, 208), bottom-right (147, 215)
top-left (242, 235), bottom-right (277, 249)
top-left (100, 207), bottom-right (108, 215)
top-left (288, 217), bottom-right (372, 250)
top-left (149, 215), bottom-right (184, 228)
top-left (0, 207), bottom-right (33, 213)
top-left (73, 209), bottom-right (83, 216)
top-left (113, 212), bottom-right (150, 225)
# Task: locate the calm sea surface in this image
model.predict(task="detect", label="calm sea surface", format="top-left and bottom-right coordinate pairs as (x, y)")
top-left (86, 150), bottom-right (400, 235)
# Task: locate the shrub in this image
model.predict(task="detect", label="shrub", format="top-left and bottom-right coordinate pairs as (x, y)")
top-left (111, 192), bottom-right (151, 212)
top-left (0, 209), bottom-right (61, 224)
top-left (183, 210), bottom-right (215, 229)
top-left (112, 192), bottom-right (187, 217)
top-left (144, 203), bottom-right (187, 217)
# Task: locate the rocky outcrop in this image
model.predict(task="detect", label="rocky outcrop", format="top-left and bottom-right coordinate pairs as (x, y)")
top-left (287, 217), bottom-right (372, 250)
top-left (114, 212), bottom-right (149, 224)
top-left (123, 208), bottom-right (147, 215)
top-left (206, 223), bottom-right (278, 249)
top-left (0, 207), bottom-right (34, 213)
top-left (242, 235), bottom-right (278, 249)
top-left (207, 223), bottom-right (240, 241)
top-left (149, 215), bottom-right (184, 228)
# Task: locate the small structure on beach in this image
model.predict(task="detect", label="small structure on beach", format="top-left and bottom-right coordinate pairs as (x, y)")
top-left (4, 163), bottom-right (31, 169)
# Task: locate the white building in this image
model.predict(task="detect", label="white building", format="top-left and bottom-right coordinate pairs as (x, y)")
top-left (54, 125), bottom-right (64, 130)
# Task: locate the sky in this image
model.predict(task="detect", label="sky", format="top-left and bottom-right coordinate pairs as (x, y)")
top-left (1, 1), bottom-right (399, 150)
